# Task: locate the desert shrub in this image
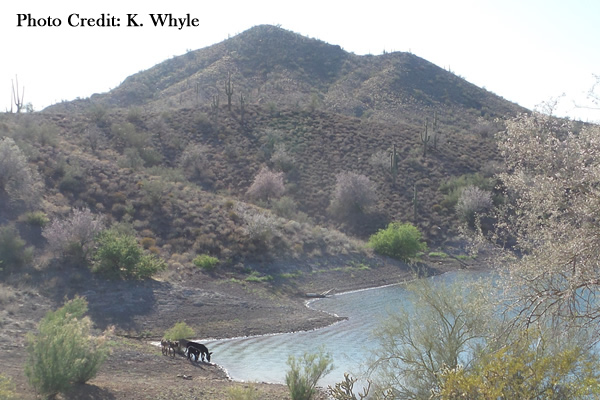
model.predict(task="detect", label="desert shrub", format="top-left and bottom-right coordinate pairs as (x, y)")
top-left (141, 237), bottom-right (156, 249)
top-left (367, 222), bottom-right (427, 262)
top-left (271, 143), bottom-right (295, 172)
top-left (227, 384), bottom-right (262, 400)
top-left (0, 137), bottom-right (42, 208)
top-left (92, 229), bottom-right (166, 279)
top-left (179, 144), bottom-right (215, 185)
top-left (455, 185), bottom-right (493, 226)
top-left (286, 349), bottom-right (333, 400)
top-left (0, 225), bottom-right (33, 271)
top-left (58, 163), bottom-right (87, 194)
top-left (138, 146), bottom-right (163, 167)
top-left (193, 254), bottom-right (219, 269)
top-left (328, 171), bottom-right (377, 217)
top-left (25, 297), bottom-right (110, 398)
top-left (439, 173), bottom-right (494, 209)
top-left (272, 196), bottom-right (298, 219)
top-left (20, 211), bottom-right (50, 227)
top-left (238, 206), bottom-right (278, 244)
top-left (246, 167), bottom-right (285, 203)
top-left (163, 321), bottom-right (195, 341)
top-left (43, 208), bottom-right (105, 261)
top-left (0, 374), bottom-right (16, 400)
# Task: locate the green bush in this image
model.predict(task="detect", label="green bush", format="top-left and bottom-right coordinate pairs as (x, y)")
top-left (20, 211), bottom-right (50, 227)
top-left (164, 321), bottom-right (195, 341)
top-left (286, 349), bottom-right (333, 400)
top-left (0, 225), bottom-right (33, 271)
top-left (193, 254), bottom-right (219, 270)
top-left (92, 229), bottom-right (166, 279)
top-left (25, 297), bottom-right (110, 398)
top-left (367, 222), bottom-right (427, 262)
top-left (227, 384), bottom-right (262, 400)
top-left (0, 374), bottom-right (16, 400)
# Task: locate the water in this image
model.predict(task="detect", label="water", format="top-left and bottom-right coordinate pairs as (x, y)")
top-left (203, 270), bottom-right (482, 388)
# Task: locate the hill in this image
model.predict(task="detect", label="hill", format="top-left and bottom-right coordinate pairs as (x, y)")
top-left (0, 24), bottom-right (524, 399)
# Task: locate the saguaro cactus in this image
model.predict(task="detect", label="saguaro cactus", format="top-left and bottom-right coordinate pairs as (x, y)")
top-left (211, 94), bottom-right (220, 125)
top-left (225, 72), bottom-right (234, 111)
top-left (432, 111), bottom-right (440, 150)
top-left (11, 75), bottom-right (25, 113)
top-left (389, 143), bottom-right (399, 185)
top-left (420, 118), bottom-right (431, 158)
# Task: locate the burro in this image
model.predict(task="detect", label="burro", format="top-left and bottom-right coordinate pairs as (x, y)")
top-left (17, 14), bottom-right (61, 27)
top-left (68, 13), bottom-right (119, 27)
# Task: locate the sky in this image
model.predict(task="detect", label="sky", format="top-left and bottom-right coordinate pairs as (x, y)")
top-left (2, 0), bottom-right (599, 121)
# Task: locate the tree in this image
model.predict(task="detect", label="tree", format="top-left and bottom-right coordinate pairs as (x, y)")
top-left (455, 185), bottom-right (493, 227)
top-left (434, 326), bottom-right (600, 399)
top-left (43, 208), bottom-right (105, 261)
top-left (493, 113), bottom-right (600, 333)
top-left (92, 229), bottom-right (166, 279)
top-left (286, 349), bottom-right (333, 400)
top-left (25, 297), bottom-right (110, 398)
top-left (164, 321), bottom-right (195, 341)
top-left (329, 171), bottom-right (377, 217)
top-left (246, 167), bottom-right (285, 203)
top-left (0, 137), bottom-right (41, 208)
top-left (367, 278), bottom-right (495, 399)
top-left (367, 222), bottom-right (427, 262)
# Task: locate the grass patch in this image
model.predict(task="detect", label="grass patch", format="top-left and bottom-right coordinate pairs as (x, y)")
top-left (428, 251), bottom-right (449, 258)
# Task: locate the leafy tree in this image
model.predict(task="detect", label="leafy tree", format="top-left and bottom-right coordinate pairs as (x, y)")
top-left (92, 229), bottom-right (166, 279)
top-left (493, 113), bottom-right (600, 332)
top-left (25, 297), bottom-right (110, 398)
top-left (163, 321), bottom-right (195, 341)
top-left (329, 171), bottom-right (377, 217)
top-left (0, 137), bottom-right (41, 208)
top-left (367, 222), bottom-right (427, 262)
top-left (246, 167), bottom-right (285, 203)
top-left (367, 278), bottom-right (495, 399)
top-left (0, 224), bottom-right (33, 271)
top-left (286, 349), bottom-right (333, 400)
top-left (455, 185), bottom-right (493, 227)
top-left (434, 327), bottom-right (600, 400)
top-left (43, 208), bottom-right (105, 261)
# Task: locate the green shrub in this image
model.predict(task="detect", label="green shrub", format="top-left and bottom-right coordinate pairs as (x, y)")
top-left (439, 173), bottom-right (494, 209)
top-left (0, 374), bottom-right (16, 400)
top-left (92, 229), bottom-right (166, 279)
top-left (164, 321), bottom-right (195, 341)
top-left (286, 349), bottom-right (333, 400)
top-left (227, 384), bottom-right (262, 400)
top-left (0, 225), bottom-right (33, 271)
top-left (25, 297), bottom-right (110, 398)
top-left (367, 222), bottom-right (427, 262)
top-left (193, 254), bottom-right (219, 270)
top-left (20, 211), bottom-right (50, 227)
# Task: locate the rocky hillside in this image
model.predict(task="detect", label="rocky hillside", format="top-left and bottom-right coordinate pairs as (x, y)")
top-left (2, 25), bottom-right (526, 277)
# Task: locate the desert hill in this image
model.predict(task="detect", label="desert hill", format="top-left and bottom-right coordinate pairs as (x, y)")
top-left (3, 25), bottom-right (528, 270)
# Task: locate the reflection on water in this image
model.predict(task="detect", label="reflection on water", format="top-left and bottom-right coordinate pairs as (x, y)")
top-left (205, 271), bottom-right (479, 388)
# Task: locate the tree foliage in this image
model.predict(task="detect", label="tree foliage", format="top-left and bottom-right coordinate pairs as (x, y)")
top-left (367, 278), bottom-right (495, 399)
top-left (493, 113), bottom-right (600, 333)
top-left (43, 208), bottom-right (105, 261)
top-left (163, 321), bottom-right (195, 341)
top-left (455, 185), bottom-right (493, 226)
top-left (246, 167), bottom-right (285, 203)
top-left (92, 229), bottom-right (166, 279)
top-left (434, 327), bottom-right (600, 400)
top-left (367, 222), bottom-right (427, 262)
top-left (286, 349), bottom-right (333, 400)
top-left (25, 297), bottom-right (110, 398)
top-left (0, 137), bottom-right (41, 208)
top-left (329, 171), bottom-right (377, 217)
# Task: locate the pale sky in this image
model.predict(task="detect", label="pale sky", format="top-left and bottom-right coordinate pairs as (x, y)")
top-left (2, 0), bottom-right (599, 121)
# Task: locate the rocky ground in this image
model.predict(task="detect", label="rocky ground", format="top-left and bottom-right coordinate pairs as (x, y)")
top-left (0, 254), bottom-right (476, 399)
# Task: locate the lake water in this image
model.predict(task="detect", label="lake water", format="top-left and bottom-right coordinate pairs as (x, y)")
top-left (203, 270), bottom-right (481, 388)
